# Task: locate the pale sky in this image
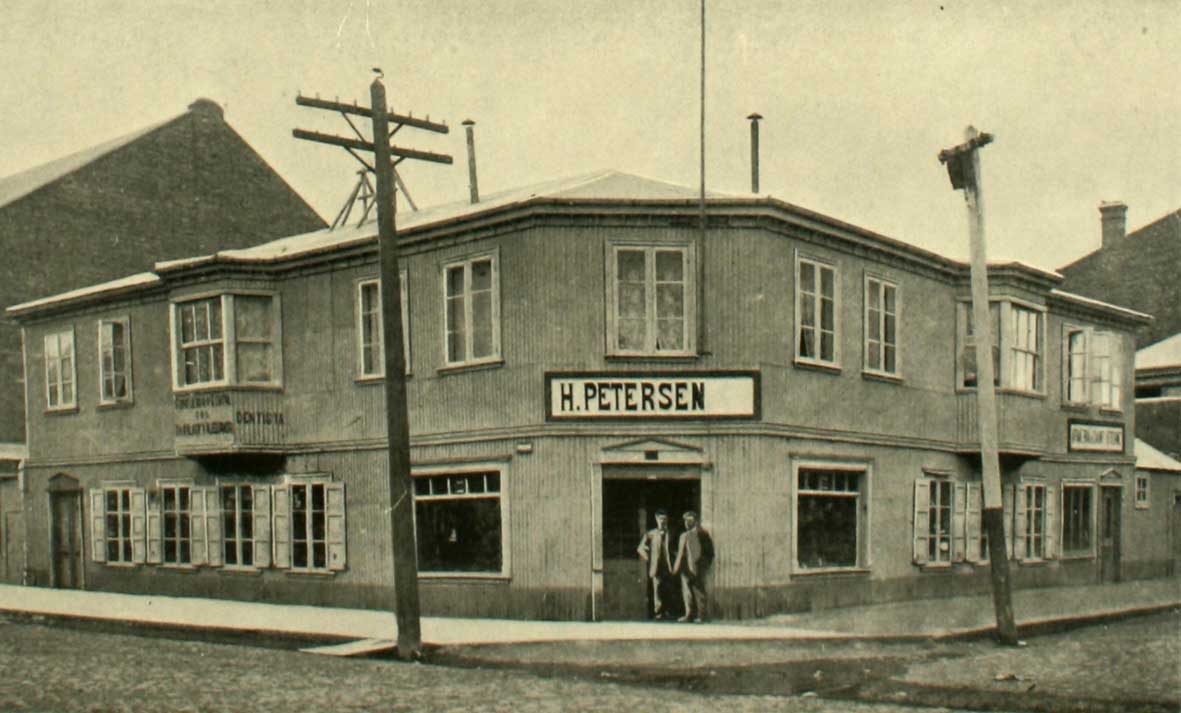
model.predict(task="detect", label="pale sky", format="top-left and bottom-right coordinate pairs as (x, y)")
top-left (2, 1), bottom-right (1178, 271)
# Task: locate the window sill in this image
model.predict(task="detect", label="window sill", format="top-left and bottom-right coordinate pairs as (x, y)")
top-left (158, 564), bottom-right (199, 572)
top-left (792, 566), bottom-right (869, 577)
top-left (354, 373), bottom-right (412, 385)
top-left (793, 359), bottom-right (842, 376)
top-left (916, 561), bottom-right (955, 571)
top-left (45, 406), bottom-right (79, 416)
top-left (173, 383), bottom-right (284, 394)
top-left (217, 566), bottom-right (264, 575)
top-left (1016, 558), bottom-right (1054, 567)
top-left (102, 562), bottom-right (139, 569)
top-left (1060, 402), bottom-right (1090, 412)
top-left (437, 359), bottom-right (504, 376)
top-left (97, 400), bottom-right (135, 411)
top-left (419, 572), bottom-right (510, 582)
top-left (605, 353), bottom-right (700, 363)
top-left (1134, 503), bottom-right (1150, 511)
top-left (1098, 407), bottom-right (1124, 417)
top-left (997, 388), bottom-right (1047, 400)
top-left (1059, 552), bottom-right (1095, 561)
top-left (284, 569), bottom-right (337, 578)
top-left (862, 370), bottom-right (903, 385)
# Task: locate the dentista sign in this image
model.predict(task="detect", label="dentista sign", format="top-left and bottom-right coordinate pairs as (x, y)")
top-left (545, 371), bottom-right (759, 420)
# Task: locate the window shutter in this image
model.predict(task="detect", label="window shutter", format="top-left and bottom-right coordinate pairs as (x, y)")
top-left (912, 479), bottom-right (930, 565)
top-left (1014, 484), bottom-right (1028, 561)
top-left (252, 485), bottom-right (272, 568)
top-left (952, 482), bottom-right (967, 562)
top-left (131, 488), bottom-right (147, 564)
top-left (204, 488), bottom-right (223, 567)
top-left (146, 494), bottom-right (162, 564)
top-left (1045, 485), bottom-right (1057, 560)
top-left (190, 488), bottom-right (207, 566)
top-left (89, 489), bottom-right (106, 563)
top-left (965, 484), bottom-right (983, 563)
top-left (1002, 484), bottom-right (1014, 560)
top-left (272, 485), bottom-right (290, 569)
top-left (326, 482), bottom-right (347, 571)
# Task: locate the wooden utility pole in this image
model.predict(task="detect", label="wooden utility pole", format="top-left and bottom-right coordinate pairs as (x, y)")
top-left (294, 75), bottom-right (451, 659)
top-left (939, 126), bottom-right (1019, 645)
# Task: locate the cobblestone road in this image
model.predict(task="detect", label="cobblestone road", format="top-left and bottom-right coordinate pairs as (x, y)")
top-left (0, 616), bottom-right (979, 713)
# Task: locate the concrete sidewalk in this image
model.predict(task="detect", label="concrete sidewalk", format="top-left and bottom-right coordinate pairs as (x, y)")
top-left (0, 577), bottom-right (1177, 647)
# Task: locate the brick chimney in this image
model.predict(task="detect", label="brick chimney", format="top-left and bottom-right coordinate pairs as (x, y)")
top-left (1099, 201), bottom-right (1127, 250)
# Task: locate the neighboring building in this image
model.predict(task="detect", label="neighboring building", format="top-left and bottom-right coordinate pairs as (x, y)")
top-left (7, 170), bottom-right (1154, 620)
top-left (1135, 334), bottom-right (1181, 459)
top-left (1131, 439), bottom-right (1181, 576)
top-left (0, 99), bottom-right (326, 583)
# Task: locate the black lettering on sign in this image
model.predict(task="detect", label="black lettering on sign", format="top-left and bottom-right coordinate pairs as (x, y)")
top-left (584, 383), bottom-right (597, 411)
top-left (691, 382), bottom-right (705, 410)
top-left (623, 383), bottom-right (637, 411)
top-left (560, 383), bottom-right (575, 411)
top-left (674, 382), bottom-right (688, 410)
top-left (641, 382), bottom-right (655, 411)
top-left (658, 383), bottom-right (673, 409)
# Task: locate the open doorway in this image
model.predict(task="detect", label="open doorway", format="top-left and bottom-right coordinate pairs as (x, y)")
top-left (48, 474), bottom-right (83, 589)
top-left (600, 469), bottom-right (700, 620)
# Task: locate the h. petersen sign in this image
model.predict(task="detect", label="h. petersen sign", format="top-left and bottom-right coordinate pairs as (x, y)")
top-left (545, 371), bottom-right (759, 420)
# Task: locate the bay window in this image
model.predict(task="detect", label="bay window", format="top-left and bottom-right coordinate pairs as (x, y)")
top-left (171, 292), bottom-right (282, 389)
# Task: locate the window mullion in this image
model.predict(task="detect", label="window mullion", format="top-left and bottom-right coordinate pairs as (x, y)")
top-left (646, 248), bottom-right (657, 353)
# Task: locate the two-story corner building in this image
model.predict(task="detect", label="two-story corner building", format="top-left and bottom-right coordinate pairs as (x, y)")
top-left (7, 170), bottom-right (1155, 620)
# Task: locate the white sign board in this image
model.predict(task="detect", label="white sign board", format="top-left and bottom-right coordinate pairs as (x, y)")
top-left (1068, 422), bottom-right (1125, 453)
top-left (546, 371), bottom-right (759, 420)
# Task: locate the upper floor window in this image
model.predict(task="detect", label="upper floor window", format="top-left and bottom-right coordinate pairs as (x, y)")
top-left (957, 300), bottom-right (1044, 393)
top-left (98, 318), bottom-right (132, 404)
top-left (796, 256), bottom-right (837, 366)
top-left (356, 271), bottom-right (410, 379)
top-left (444, 254), bottom-right (500, 366)
top-left (44, 329), bottom-right (76, 410)
top-left (171, 293), bottom-right (282, 390)
top-left (1063, 326), bottom-right (1123, 410)
top-left (607, 244), bottom-right (695, 356)
top-left (864, 276), bottom-right (897, 375)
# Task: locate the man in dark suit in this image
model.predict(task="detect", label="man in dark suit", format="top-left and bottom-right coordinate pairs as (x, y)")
top-left (636, 508), bottom-right (675, 619)
top-left (673, 510), bottom-right (713, 623)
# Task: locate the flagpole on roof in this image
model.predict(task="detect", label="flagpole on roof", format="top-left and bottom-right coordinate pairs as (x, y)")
top-left (697, 0), bottom-right (708, 354)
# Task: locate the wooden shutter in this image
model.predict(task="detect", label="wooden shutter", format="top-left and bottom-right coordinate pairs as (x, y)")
top-left (131, 488), bottom-right (147, 564)
top-left (89, 489), bottom-right (106, 563)
top-left (252, 485), bottom-right (272, 568)
top-left (912, 479), bottom-right (930, 565)
top-left (326, 482), bottom-right (347, 571)
top-left (1014, 484), bottom-right (1028, 561)
top-left (1002, 484), bottom-right (1014, 560)
top-left (190, 487), bottom-right (207, 566)
top-left (146, 492), bottom-right (162, 564)
top-left (204, 487), bottom-right (223, 567)
top-left (272, 485), bottom-right (290, 569)
top-left (1045, 484), bottom-right (1057, 560)
top-left (952, 482), bottom-right (967, 562)
top-left (965, 484), bottom-right (984, 563)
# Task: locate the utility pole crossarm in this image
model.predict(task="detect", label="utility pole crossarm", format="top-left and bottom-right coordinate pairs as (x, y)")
top-left (292, 128), bottom-right (453, 165)
top-left (296, 94), bottom-right (450, 134)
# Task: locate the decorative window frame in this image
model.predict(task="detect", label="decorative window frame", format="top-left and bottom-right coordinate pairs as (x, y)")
top-left (97, 316), bottom-right (134, 406)
top-left (794, 252), bottom-right (840, 369)
top-left (441, 249), bottom-right (502, 369)
top-left (411, 461), bottom-right (511, 579)
top-left (44, 327), bottom-right (78, 412)
top-left (912, 470), bottom-right (963, 567)
top-left (89, 483), bottom-right (145, 566)
top-left (216, 481), bottom-right (273, 570)
top-left (355, 270), bottom-right (411, 380)
top-left (863, 272), bottom-right (900, 379)
top-left (271, 475), bottom-right (346, 574)
top-left (604, 241), bottom-right (697, 358)
top-left (169, 291), bottom-right (284, 392)
top-left (790, 458), bottom-right (871, 574)
top-left (1059, 480), bottom-right (1097, 559)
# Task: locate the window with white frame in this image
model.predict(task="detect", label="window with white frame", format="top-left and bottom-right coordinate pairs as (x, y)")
top-left (913, 478), bottom-right (954, 564)
top-left (444, 254), bottom-right (499, 366)
top-left (1061, 484), bottom-right (1094, 556)
top-left (221, 484), bottom-right (254, 567)
top-left (413, 470), bottom-right (504, 574)
top-left (1064, 327), bottom-right (1088, 404)
top-left (161, 485), bottom-right (192, 565)
top-left (796, 257), bottom-right (837, 365)
top-left (1007, 305), bottom-right (1043, 392)
top-left (958, 302), bottom-right (1000, 388)
top-left (1091, 331), bottom-right (1122, 410)
top-left (44, 329), bottom-right (76, 410)
top-left (271, 480), bottom-right (345, 572)
top-left (1015, 481), bottom-right (1056, 561)
top-left (103, 487), bottom-right (135, 563)
top-left (795, 466), bottom-right (865, 570)
top-left (1134, 474), bottom-right (1150, 509)
top-left (607, 245), bottom-right (695, 356)
top-left (172, 293), bottom-right (281, 389)
top-left (864, 276), bottom-right (898, 375)
top-left (98, 318), bottom-right (132, 404)
top-left (356, 271), bottom-right (410, 378)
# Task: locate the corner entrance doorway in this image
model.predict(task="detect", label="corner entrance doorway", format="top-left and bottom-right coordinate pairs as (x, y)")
top-left (600, 466), bottom-right (700, 621)
top-left (1099, 485), bottom-right (1122, 583)
top-left (48, 474), bottom-right (83, 589)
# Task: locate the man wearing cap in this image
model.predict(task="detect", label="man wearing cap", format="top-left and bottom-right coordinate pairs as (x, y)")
top-left (636, 508), bottom-right (675, 619)
top-left (673, 510), bottom-right (713, 623)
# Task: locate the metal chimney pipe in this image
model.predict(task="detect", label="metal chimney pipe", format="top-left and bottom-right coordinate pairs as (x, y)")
top-left (462, 119), bottom-right (479, 204)
top-left (747, 113), bottom-right (763, 194)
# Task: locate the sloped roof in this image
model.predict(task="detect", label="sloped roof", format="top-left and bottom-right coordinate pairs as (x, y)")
top-left (0, 117), bottom-right (174, 210)
top-left (1136, 438), bottom-right (1181, 473)
top-left (1137, 333), bottom-right (1181, 371)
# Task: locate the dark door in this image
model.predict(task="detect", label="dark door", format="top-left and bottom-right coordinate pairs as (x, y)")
top-left (50, 491), bottom-right (82, 589)
top-left (1099, 487), bottom-right (1121, 583)
top-left (600, 475), bottom-right (699, 620)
